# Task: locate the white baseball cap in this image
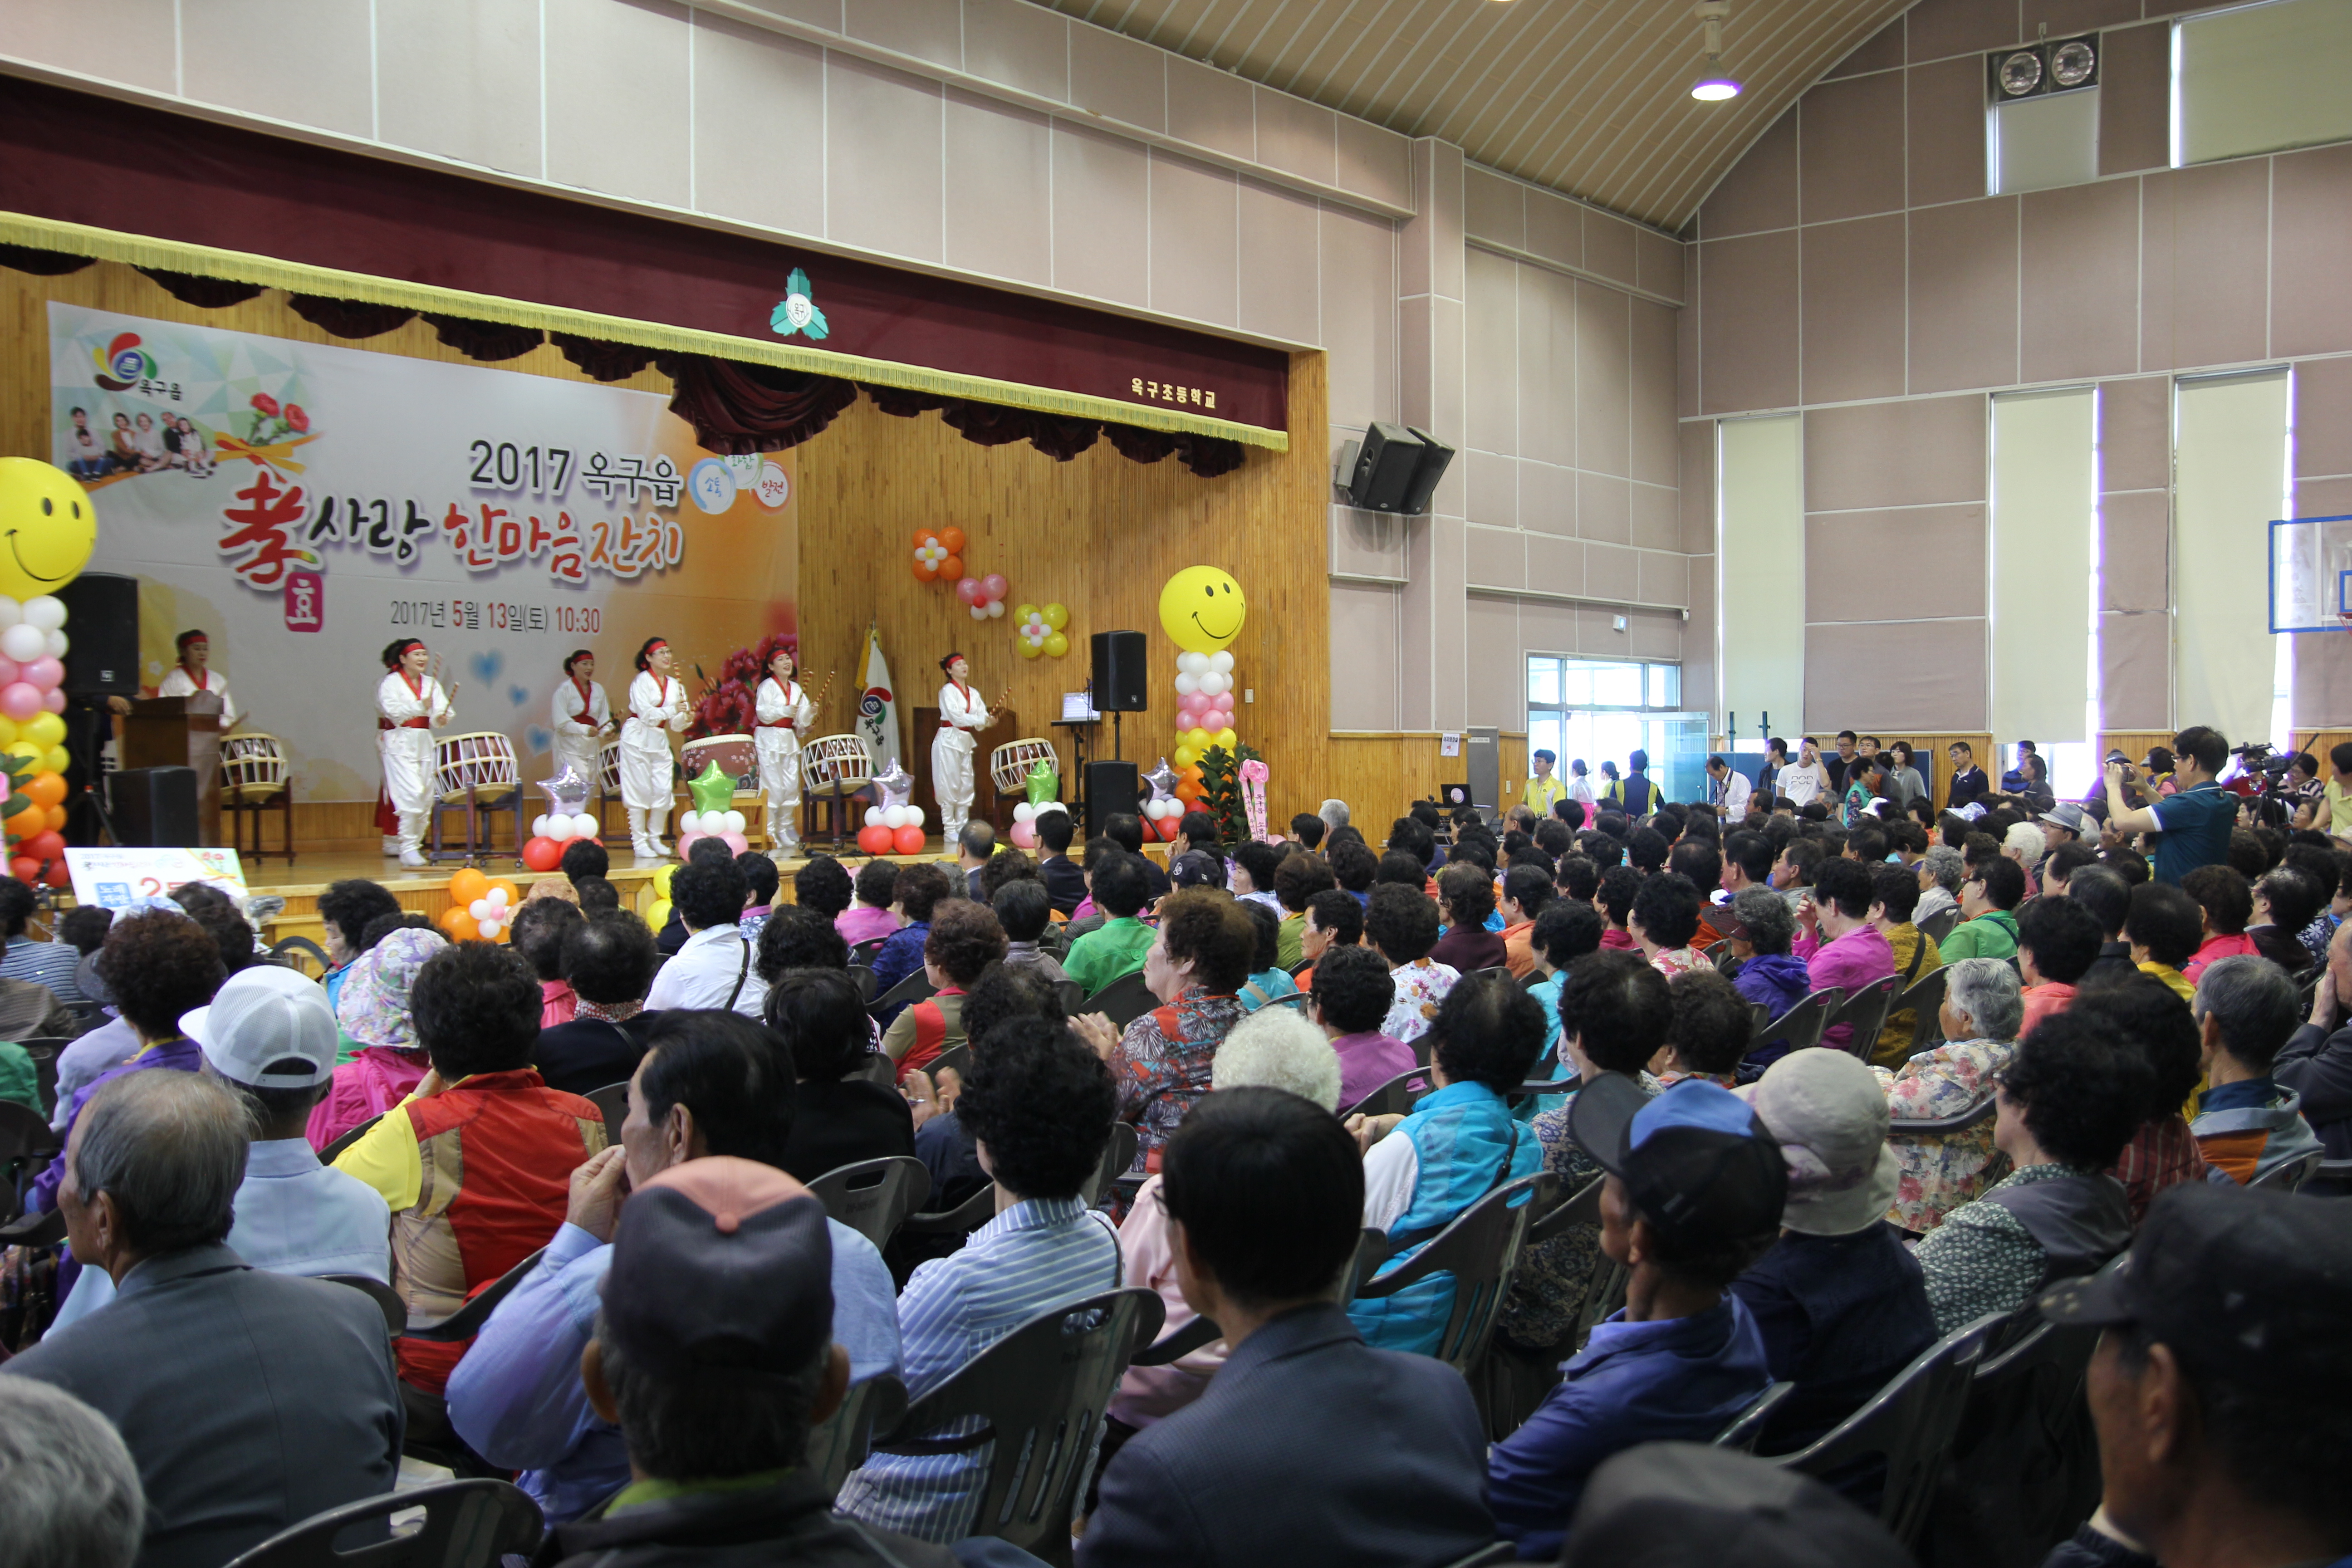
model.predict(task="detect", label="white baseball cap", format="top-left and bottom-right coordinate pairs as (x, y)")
top-left (186, 964), bottom-right (340, 1089)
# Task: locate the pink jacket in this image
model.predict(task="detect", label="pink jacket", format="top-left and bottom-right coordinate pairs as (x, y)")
top-left (2182, 932), bottom-right (2259, 985)
top-left (834, 906), bottom-right (899, 947)
top-left (540, 979), bottom-right (578, 1029)
top-left (1793, 923), bottom-right (1896, 1056)
top-left (305, 1045), bottom-right (430, 1151)
top-left (1108, 1174), bottom-right (1228, 1428)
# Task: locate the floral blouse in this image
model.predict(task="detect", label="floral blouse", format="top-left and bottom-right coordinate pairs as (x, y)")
top-left (1382, 958), bottom-right (1461, 1045)
top-left (1108, 985), bottom-right (1246, 1174)
top-left (1649, 946), bottom-right (1711, 979)
top-left (1874, 1036), bottom-right (2016, 1234)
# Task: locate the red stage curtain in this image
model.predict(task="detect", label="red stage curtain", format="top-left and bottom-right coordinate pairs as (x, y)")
top-left (286, 295), bottom-right (418, 338)
top-left (0, 245), bottom-right (93, 276)
top-left (132, 268), bottom-right (265, 308)
top-left (657, 354), bottom-right (859, 456)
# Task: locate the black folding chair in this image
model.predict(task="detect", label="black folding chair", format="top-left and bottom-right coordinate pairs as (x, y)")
top-left (849, 936), bottom-right (890, 967)
top-left (1828, 974), bottom-right (1902, 1061)
top-left (218, 1478), bottom-right (541, 1568)
top-left (400, 1249), bottom-right (546, 1344)
top-left (1338, 1067), bottom-right (1435, 1122)
top-left (318, 1112), bottom-right (386, 1166)
top-left (1704, 939), bottom-right (1732, 968)
top-left (1715, 1380), bottom-right (1798, 1453)
top-left (1891, 966), bottom-right (1949, 1054)
top-left (318, 1274), bottom-right (406, 1337)
top-left (268, 935), bottom-right (332, 979)
top-left (845, 963), bottom-right (877, 1003)
top-left (807, 1372), bottom-right (907, 1498)
top-left (1347, 1173), bottom-right (1550, 1379)
top-left (806, 1156), bottom-right (932, 1250)
top-left (1752, 986), bottom-right (1843, 1057)
top-left (1772, 1312), bottom-right (2005, 1548)
top-left (1080, 970), bottom-right (1158, 1029)
top-left (1265, 991), bottom-right (1313, 1013)
top-left (900, 1182), bottom-right (997, 1238)
top-left (926, 1043), bottom-right (970, 1086)
top-left (1889, 1093), bottom-right (1999, 1137)
top-left (1078, 1123), bottom-right (1141, 1205)
top-left (1922, 1305), bottom-right (2107, 1568)
top-left (869, 1287), bottom-right (1165, 1564)
top-left (2248, 1149), bottom-right (2323, 1191)
top-left (20, 1045), bottom-right (57, 1118)
top-left (2312, 1156), bottom-right (2352, 1195)
top-left (848, 1051), bottom-right (898, 1088)
top-left (583, 1081), bottom-right (630, 1146)
top-left (1474, 965), bottom-right (1511, 981)
top-left (1129, 1313), bottom-right (1222, 1367)
top-left (869, 968), bottom-right (938, 1019)
top-left (1916, 907), bottom-right (1960, 946)
top-left (0, 1099), bottom-right (59, 1224)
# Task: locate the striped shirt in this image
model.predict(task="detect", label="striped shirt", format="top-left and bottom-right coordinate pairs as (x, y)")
top-left (1, 936), bottom-right (81, 1007)
top-left (836, 1194), bottom-right (1122, 1542)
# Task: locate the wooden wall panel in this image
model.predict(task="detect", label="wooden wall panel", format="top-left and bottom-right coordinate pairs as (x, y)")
top-left (1325, 733), bottom-right (1529, 832)
top-left (794, 353), bottom-right (1331, 830)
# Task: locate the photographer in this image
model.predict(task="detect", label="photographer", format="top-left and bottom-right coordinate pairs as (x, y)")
top-left (2104, 728), bottom-right (2235, 887)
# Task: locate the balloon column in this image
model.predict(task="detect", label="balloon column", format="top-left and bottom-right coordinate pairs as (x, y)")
top-left (1156, 566), bottom-right (1248, 810)
top-left (645, 863), bottom-right (675, 932)
top-left (1013, 602), bottom-right (1072, 660)
top-left (957, 574), bottom-right (1009, 620)
top-left (1006, 760), bottom-right (1063, 849)
top-left (1139, 758), bottom-right (1183, 842)
top-left (521, 765), bottom-right (604, 872)
top-left (441, 867), bottom-right (521, 941)
top-left (857, 757), bottom-right (927, 855)
top-left (0, 460), bottom-right (101, 887)
top-left (676, 763), bottom-right (751, 857)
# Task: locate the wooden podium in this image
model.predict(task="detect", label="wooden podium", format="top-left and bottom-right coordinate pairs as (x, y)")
top-left (122, 695), bottom-right (225, 848)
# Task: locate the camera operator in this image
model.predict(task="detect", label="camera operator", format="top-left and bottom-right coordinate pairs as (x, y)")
top-left (2103, 727), bottom-right (2235, 887)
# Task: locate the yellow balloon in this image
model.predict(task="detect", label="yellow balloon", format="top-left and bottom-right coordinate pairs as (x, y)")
top-left (1042, 632), bottom-right (1068, 659)
top-left (1174, 745), bottom-right (1198, 767)
top-left (652, 863), bottom-right (676, 896)
top-left (1042, 603), bottom-right (1069, 631)
top-left (1017, 638), bottom-right (1042, 660)
top-left (1213, 726), bottom-right (1238, 750)
top-left (0, 459), bottom-right (97, 600)
top-left (23, 712), bottom-right (64, 748)
top-left (1184, 726), bottom-right (1212, 751)
top-left (40, 747), bottom-right (69, 775)
top-left (0, 719), bottom-right (17, 747)
top-left (1013, 604), bottom-right (1040, 625)
top-left (647, 898), bottom-right (671, 930)
top-left (1157, 566), bottom-right (1246, 653)
top-left (3, 740), bottom-right (41, 767)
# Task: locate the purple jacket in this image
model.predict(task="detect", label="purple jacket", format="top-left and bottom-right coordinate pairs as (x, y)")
top-left (1793, 925), bottom-right (1896, 1056)
top-left (1331, 1031), bottom-right (1419, 1111)
top-left (32, 1036), bottom-right (204, 1212)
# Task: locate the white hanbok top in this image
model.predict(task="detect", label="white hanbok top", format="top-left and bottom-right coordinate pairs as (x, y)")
top-left (551, 677), bottom-right (612, 742)
top-left (158, 666), bottom-right (240, 728)
top-left (937, 681), bottom-right (989, 737)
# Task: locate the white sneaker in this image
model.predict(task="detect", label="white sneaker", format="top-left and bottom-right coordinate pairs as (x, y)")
top-left (382, 836), bottom-right (402, 857)
top-left (399, 848), bottom-right (427, 868)
top-left (632, 838), bottom-right (657, 859)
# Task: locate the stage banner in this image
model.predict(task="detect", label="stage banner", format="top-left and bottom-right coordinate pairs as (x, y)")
top-left (64, 847), bottom-right (248, 910)
top-left (49, 304), bottom-right (796, 803)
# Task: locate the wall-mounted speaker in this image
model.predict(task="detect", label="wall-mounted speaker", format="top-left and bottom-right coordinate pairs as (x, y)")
top-left (1336, 423), bottom-right (1458, 514)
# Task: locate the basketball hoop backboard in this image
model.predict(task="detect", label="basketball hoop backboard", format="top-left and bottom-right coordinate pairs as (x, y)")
top-left (2269, 515), bottom-right (2352, 632)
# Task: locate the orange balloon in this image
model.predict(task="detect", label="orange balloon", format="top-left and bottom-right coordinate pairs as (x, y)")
top-left (912, 527), bottom-right (938, 547)
top-left (4, 806), bottom-right (41, 839)
top-left (441, 908), bottom-right (478, 941)
top-left (939, 555), bottom-right (963, 581)
top-left (24, 772), bottom-right (65, 809)
top-left (939, 527), bottom-right (966, 554)
top-left (42, 806), bottom-right (64, 833)
top-left (450, 868), bottom-right (490, 904)
top-left (913, 561), bottom-right (939, 582)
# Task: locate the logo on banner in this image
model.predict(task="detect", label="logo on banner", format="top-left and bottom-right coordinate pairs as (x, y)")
top-left (284, 570), bottom-right (324, 632)
top-left (92, 332), bottom-right (156, 391)
top-left (770, 269), bottom-right (831, 341)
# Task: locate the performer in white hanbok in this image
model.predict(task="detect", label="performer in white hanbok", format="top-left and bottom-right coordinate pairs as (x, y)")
top-left (754, 645), bottom-right (818, 861)
top-left (931, 652), bottom-right (990, 848)
top-left (376, 638), bottom-right (456, 868)
top-left (157, 630), bottom-right (242, 730)
top-left (622, 637), bottom-right (691, 859)
top-left (549, 648), bottom-right (613, 789)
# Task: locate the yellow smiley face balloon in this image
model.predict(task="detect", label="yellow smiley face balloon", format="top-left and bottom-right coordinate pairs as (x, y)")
top-left (1158, 565), bottom-right (1247, 653)
top-left (0, 460), bottom-right (97, 601)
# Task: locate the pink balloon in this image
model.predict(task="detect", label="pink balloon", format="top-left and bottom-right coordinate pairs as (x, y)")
top-left (0, 684), bottom-right (41, 723)
top-left (721, 831), bottom-right (751, 856)
top-left (674, 830), bottom-right (704, 857)
top-left (23, 659), bottom-right (63, 692)
top-left (980, 573), bottom-right (1008, 603)
top-left (1008, 819), bottom-right (1038, 850)
top-left (1212, 691), bottom-right (1235, 712)
top-left (0, 659), bottom-right (20, 688)
top-left (956, 577), bottom-right (981, 605)
top-left (41, 687), bottom-right (64, 714)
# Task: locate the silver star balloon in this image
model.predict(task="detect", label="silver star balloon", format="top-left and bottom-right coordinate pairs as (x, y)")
top-left (539, 765), bottom-right (591, 820)
top-left (875, 757), bottom-right (915, 812)
top-left (1144, 757), bottom-right (1179, 804)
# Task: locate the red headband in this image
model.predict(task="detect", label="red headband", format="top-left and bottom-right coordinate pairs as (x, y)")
top-left (396, 639), bottom-right (424, 657)
top-left (646, 640), bottom-right (669, 655)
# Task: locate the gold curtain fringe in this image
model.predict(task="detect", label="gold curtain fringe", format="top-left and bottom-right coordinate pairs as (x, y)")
top-left (0, 211), bottom-right (1289, 452)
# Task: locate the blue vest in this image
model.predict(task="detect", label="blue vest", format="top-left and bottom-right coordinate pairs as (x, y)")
top-left (1349, 1081), bottom-right (1541, 1356)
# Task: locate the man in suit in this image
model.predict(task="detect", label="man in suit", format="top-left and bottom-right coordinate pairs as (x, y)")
top-left (1, 1071), bottom-right (403, 1568)
top-left (956, 821), bottom-right (996, 901)
top-left (1078, 1087), bottom-right (1495, 1568)
top-left (1036, 808), bottom-right (1087, 916)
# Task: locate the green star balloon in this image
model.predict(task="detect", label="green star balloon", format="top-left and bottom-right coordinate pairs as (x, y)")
top-left (1024, 759), bottom-right (1060, 805)
top-left (687, 760), bottom-right (736, 817)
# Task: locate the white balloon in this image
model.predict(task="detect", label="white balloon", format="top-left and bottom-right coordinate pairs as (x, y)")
top-left (1174, 673), bottom-right (1199, 696)
top-left (572, 813), bottom-right (600, 838)
top-left (987, 600), bottom-right (1004, 617)
top-left (864, 807), bottom-right (884, 827)
top-left (545, 816), bottom-right (575, 841)
top-left (679, 810), bottom-right (702, 834)
top-left (0, 598), bottom-right (20, 630)
top-left (883, 805), bottom-right (908, 829)
top-left (469, 898), bottom-right (493, 920)
top-left (724, 811), bottom-right (746, 833)
top-left (1198, 671), bottom-right (1228, 698)
top-left (905, 805), bottom-right (925, 828)
top-left (0, 624), bottom-right (44, 663)
top-left (41, 630), bottom-right (67, 661)
top-left (970, 605), bottom-right (988, 620)
top-left (487, 887), bottom-right (510, 908)
top-left (21, 597), bottom-right (65, 632)
top-left (1177, 651), bottom-right (1209, 676)
top-left (1208, 651), bottom-right (1235, 674)
top-left (477, 920), bottom-right (502, 941)
top-left (1013, 803), bottom-right (1034, 823)
top-left (532, 814), bottom-right (549, 838)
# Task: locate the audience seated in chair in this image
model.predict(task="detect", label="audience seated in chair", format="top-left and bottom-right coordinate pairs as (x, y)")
top-left (1309, 944), bottom-right (1412, 1108)
top-left (2124, 882), bottom-right (2203, 1003)
top-left (643, 856), bottom-right (766, 1020)
top-left (310, 926), bottom-right (446, 1149)
top-left (1365, 882), bottom-right (1460, 1046)
top-left (736, 850), bottom-right (781, 943)
top-left (1730, 1049), bottom-right (1936, 1457)
top-left (1486, 1075), bottom-right (1784, 1558)
top-left (2276, 915), bottom-right (2352, 1166)
top-left (2017, 894), bottom-right (2104, 1038)
top-left (1429, 863), bottom-right (1508, 975)
top-left (0, 877), bottom-right (85, 1007)
top-left (331, 941), bottom-right (608, 1396)
top-left (2244, 864), bottom-right (2323, 974)
top-left (512, 897), bottom-right (584, 1029)
top-left (1295, 886), bottom-right (1361, 986)
top-left (50, 966), bottom-right (391, 1330)
top-left (1914, 1010), bottom-right (2145, 1334)
top-left (0, 1377), bottom-right (146, 1568)
top-left (1034, 808), bottom-right (1085, 916)
top-left (769, 970), bottom-right (916, 1179)
top-left (1062, 854), bottom-right (1154, 998)
top-left (1653, 968), bottom-right (1753, 1090)
top-left (1, 1072), bottom-right (402, 1568)
top-left (993, 880), bottom-right (1070, 988)
top-left (1631, 872), bottom-right (1709, 979)
top-left (1940, 856), bottom-right (2025, 965)
top-left (907, 966), bottom-right (1068, 1214)
top-left (1271, 850), bottom-right (1338, 970)
top-left (1236, 900), bottom-right (1302, 1011)
top-left (834, 858), bottom-right (902, 949)
top-left (837, 1018), bottom-right (1122, 1543)
top-left (880, 900), bottom-right (1007, 1086)
top-left (1877, 958), bottom-right (2023, 1234)
top-left (2187, 955), bottom-right (2323, 1185)
top-left (1074, 889), bottom-right (1254, 1176)
top-left (2033, 1182), bottom-right (2352, 1568)
top-left (1867, 862), bottom-right (1945, 1065)
top-left (1345, 974), bottom-right (1544, 1356)
top-left (1795, 858), bottom-right (1897, 1057)
top-left (1524, 899), bottom-right (1605, 1070)
top-left (532, 911), bottom-right (661, 1097)
top-left (1101, 1007), bottom-right (1342, 1472)
top-left (2080, 973), bottom-right (2210, 1225)
top-left (538, 1158), bottom-right (971, 1568)
top-left (869, 863), bottom-right (955, 1023)
top-left (1080, 1087), bottom-right (1496, 1568)
top-left (1563, 1442), bottom-right (1913, 1568)
top-left (446, 1009), bottom-right (901, 1524)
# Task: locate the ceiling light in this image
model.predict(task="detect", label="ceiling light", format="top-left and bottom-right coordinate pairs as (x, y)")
top-left (1690, 3), bottom-right (1738, 102)
top-left (1691, 77), bottom-right (1741, 101)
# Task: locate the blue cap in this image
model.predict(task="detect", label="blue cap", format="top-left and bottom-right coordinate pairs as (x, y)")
top-left (1569, 1076), bottom-right (1788, 1250)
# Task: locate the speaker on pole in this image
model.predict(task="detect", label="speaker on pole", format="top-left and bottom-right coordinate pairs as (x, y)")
top-left (1090, 631), bottom-right (1147, 711)
top-left (58, 573), bottom-right (140, 697)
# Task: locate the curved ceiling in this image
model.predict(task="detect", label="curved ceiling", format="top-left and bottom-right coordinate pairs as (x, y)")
top-left (1032, 0), bottom-right (1912, 231)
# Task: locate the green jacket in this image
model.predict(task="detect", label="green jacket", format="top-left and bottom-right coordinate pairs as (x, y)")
top-left (0, 1041), bottom-right (40, 1114)
top-left (1939, 908), bottom-right (2020, 964)
top-left (1065, 917), bottom-right (1156, 998)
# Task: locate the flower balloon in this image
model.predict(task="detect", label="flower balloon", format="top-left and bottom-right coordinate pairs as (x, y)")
top-left (1015, 606), bottom-right (1050, 656)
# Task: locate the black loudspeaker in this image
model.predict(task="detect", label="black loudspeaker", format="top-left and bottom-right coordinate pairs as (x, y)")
top-left (1085, 760), bottom-right (1139, 838)
top-left (1341, 422), bottom-right (1457, 515)
top-left (59, 573), bottom-right (140, 697)
top-left (111, 765), bottom-right (199, 847)
top-left (1090, 631), bottom-right (1148, 712)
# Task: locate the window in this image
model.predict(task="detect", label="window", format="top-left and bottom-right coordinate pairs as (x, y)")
top-left (1526, 655), bottom-right (1704, 805)
top-left (2176, 0), bottom-right (2352, 166)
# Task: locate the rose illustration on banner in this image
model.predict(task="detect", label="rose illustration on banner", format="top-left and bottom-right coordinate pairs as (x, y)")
top-left (769, 268), bottom-right (831, 341)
